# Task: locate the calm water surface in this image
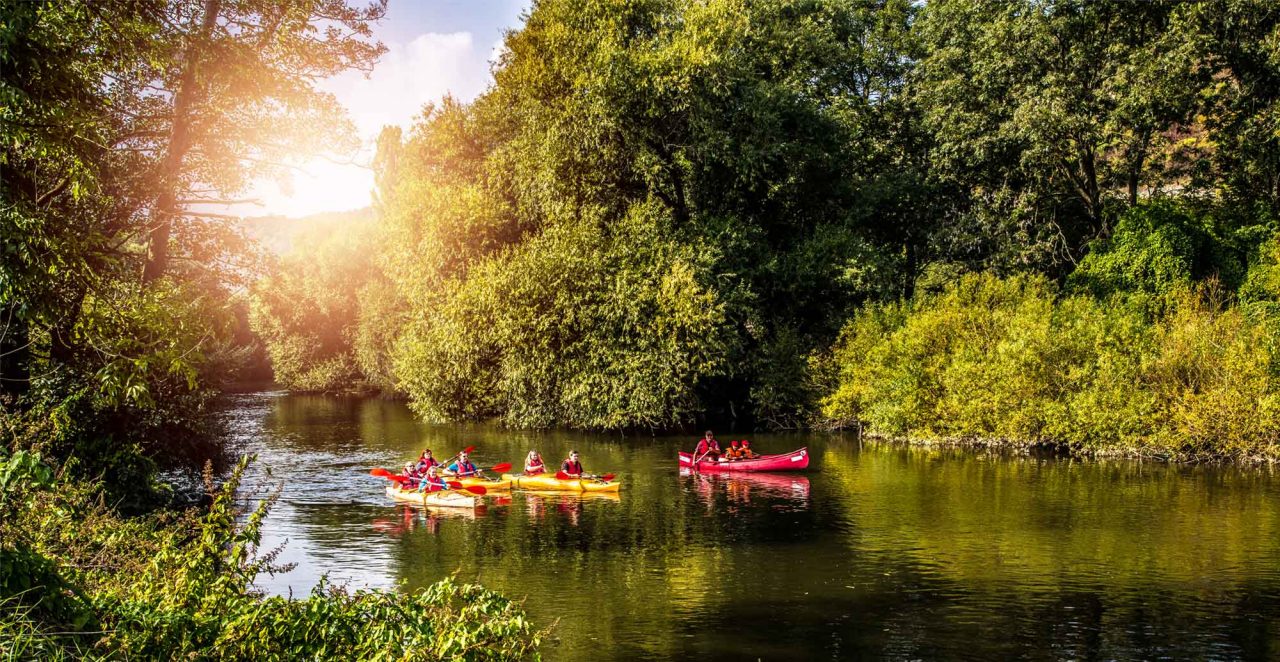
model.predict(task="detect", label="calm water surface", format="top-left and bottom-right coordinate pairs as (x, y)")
top-left (225, 392), bottom-right (1280, 660)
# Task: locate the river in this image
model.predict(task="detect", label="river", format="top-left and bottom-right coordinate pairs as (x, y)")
top-left (225, 391), bottom-right (1280, 660)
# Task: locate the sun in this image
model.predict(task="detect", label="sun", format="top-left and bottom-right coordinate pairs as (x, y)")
top-left (256, 158), bottom-right (376, 218)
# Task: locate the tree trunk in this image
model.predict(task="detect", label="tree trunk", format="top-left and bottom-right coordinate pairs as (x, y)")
top-left (142, 0), bottom-right (221, 283)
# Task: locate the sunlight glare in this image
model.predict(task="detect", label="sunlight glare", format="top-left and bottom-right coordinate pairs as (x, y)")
top-left (257, 159), bottom-right (375, 218)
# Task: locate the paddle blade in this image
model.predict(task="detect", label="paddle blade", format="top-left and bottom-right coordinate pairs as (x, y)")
top-left (370, 468), bottom-right (393, 478)
top-left (599, 473), bottom-right (616, 482)
top-left (447, 481), bottom-right (464, 490)
top-left (463, 445), bottom-right (476, 454)
top-left (464, 485), bottom-right (488, 495)
top-left (491, 462), bottom-right (512, 473)
top-left (555, 471), bottom-right (572, 480)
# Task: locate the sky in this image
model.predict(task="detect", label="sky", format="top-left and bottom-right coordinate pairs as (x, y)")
top-left (247, 0), bottom-right (529, 218)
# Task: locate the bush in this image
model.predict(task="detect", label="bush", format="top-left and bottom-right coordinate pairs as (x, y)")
top-left (0, 454), bottom-right (542, 660)
top-left (821, 272), bottom-right (1280, 461)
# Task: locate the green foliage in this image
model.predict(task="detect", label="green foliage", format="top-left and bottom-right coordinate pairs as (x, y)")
top-left (1069, 199), bottom-right (1254, 304)
top-left (0, 455), bottom-right (541, 660)
top-left (822, 273), bottom-right (1280, 461)
top-left (249, 213), bottom-right (375, 393)
top-left (395, 203), bottom-right (732, 429)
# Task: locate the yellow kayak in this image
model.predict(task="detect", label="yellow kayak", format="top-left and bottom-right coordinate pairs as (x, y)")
top-left (386, 484), bottom-right (480, 508)
top-left (500, 473), bottom-right (621, 492)
top-left (444, 475), bottom-right (513, 491)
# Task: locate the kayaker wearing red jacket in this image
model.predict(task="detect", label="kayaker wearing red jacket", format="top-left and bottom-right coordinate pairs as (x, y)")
top-left (415, 449), bottom-right (439, 474)
top-left (525, 450), bottom-right (546, 475)
top-left (444, 451), bottom-right (482, 478)
top-left (560, 450), bottom-right (584, 477)
top-left (418, 466), bottom-right (448, 492)
top-left (694, 430), bottom-right (721, 462)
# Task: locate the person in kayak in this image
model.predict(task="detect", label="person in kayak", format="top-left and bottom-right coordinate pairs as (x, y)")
top-left (417, 465), bottom-right (449, 492)
top-left (401, 462), bottom-right (421, 487)
top-left (415, 449), bottom-right (439, 474)
top-left (723, 440), bottom-right (743, 461)
top-left (524, 450), bottom-right (546, 475)
top-left (444, 451), bottom-right (483, 478)
top-left (694, 431), bottom-right (721, 463)
top-left (560, 450), bottom-right (584, 477)
top-left (740, 439), bottom-right (758, 459)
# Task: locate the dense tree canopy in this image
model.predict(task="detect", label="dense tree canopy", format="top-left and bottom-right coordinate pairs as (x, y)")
top-left (247, 0), bottom-right (1280, 436)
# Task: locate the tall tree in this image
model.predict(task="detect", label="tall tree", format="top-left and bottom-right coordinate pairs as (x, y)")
top-left (913, 0), bottom-right (1198, 268)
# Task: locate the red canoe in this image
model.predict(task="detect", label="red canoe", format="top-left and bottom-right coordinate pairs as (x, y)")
top-left (677, 447), bottom-right (809, 472)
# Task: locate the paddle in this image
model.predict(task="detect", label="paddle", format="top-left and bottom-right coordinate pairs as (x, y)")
top-left (446, 481), bottom-right (487, 495)
top-left (370, 468), bottom-right (412, 484)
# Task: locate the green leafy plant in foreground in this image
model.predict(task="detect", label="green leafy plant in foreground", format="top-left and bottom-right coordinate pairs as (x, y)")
top-left (0, 452), bottom-right (542, 660)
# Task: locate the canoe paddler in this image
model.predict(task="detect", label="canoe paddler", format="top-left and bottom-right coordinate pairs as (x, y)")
top-left (560, 450), bottom-right (584, 477)
top-left (693, 430), bottom-right (721, 463)
top-left (444, 451), bottom-right (483, 478)
top-left (723, 440), bottom-right (743, 461)
top-left (740, 439), bottom-right (758, 459)
top-left (524, 450), bottom-right (546, 475)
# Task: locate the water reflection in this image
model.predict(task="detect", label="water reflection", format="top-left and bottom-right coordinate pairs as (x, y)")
top-left (681, 467), bottom-right (811, 511)
top-left (227, 393), bottom-right (1280, 660)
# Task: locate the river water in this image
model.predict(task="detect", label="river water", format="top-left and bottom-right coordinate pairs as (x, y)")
top-left (225, 391), bottom-right (1280, 660)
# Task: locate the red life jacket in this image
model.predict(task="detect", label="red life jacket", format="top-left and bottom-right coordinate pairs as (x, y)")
top-left (561, 459), bottom-right (583, 475)
top-left (526, 459), bottom-right (545, 475)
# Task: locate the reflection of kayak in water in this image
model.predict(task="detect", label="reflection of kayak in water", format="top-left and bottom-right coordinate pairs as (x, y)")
top-left (680, 468), bottom-right (811, 500)
top-left (522, 490), bottom-right (621, 503)
top-left (385, 484), bottom-right (479, 508)
top-left (678, 447), bottom-right (809, 472)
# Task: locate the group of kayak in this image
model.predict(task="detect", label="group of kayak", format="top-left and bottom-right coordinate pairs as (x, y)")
top-left (376, 431), bottom-right (809, 510)
top-left (377, 447), bottom-right (621, 509)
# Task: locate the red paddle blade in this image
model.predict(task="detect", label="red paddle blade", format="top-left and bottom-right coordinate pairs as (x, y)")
top-left (464, 485), bottom-right (487, 495)
top-left (463, 445), bottom-right (476, 454)
top-left (555, 471), bottom-right (572, 480)
top-left (370, 468), bottom-right (393, 477)
top-left (599, 473), bottom-right (615, 482)
top-left (447, 481), bottom-right (464, 489)
top-left (490, 462), bottom-right (512, 473)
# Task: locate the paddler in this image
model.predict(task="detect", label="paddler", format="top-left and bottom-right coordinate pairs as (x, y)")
top-left (401, 462), bottom-right (421, 487)
top-left (415, 448), bottom-right (439, 474)
top-left (723, 440), bottom-right (743, 461)
top-left (418, 465), bottom-right (449, 492)
top-left (740, 439), bottom-right (758, 459)
top-left (524, 450), bottom-right (546, 475)
top-left (693, 430), bottom-right (721, 463)
top-left (444, 450), bottom-right (483, 478)
top-left (560, 450), bottom-right (584, 477)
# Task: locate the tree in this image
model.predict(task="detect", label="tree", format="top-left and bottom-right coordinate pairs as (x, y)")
top-left (1, 0), bottom-right (384, 400)
top-left (913, 0), bottom-right (1200, 268)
